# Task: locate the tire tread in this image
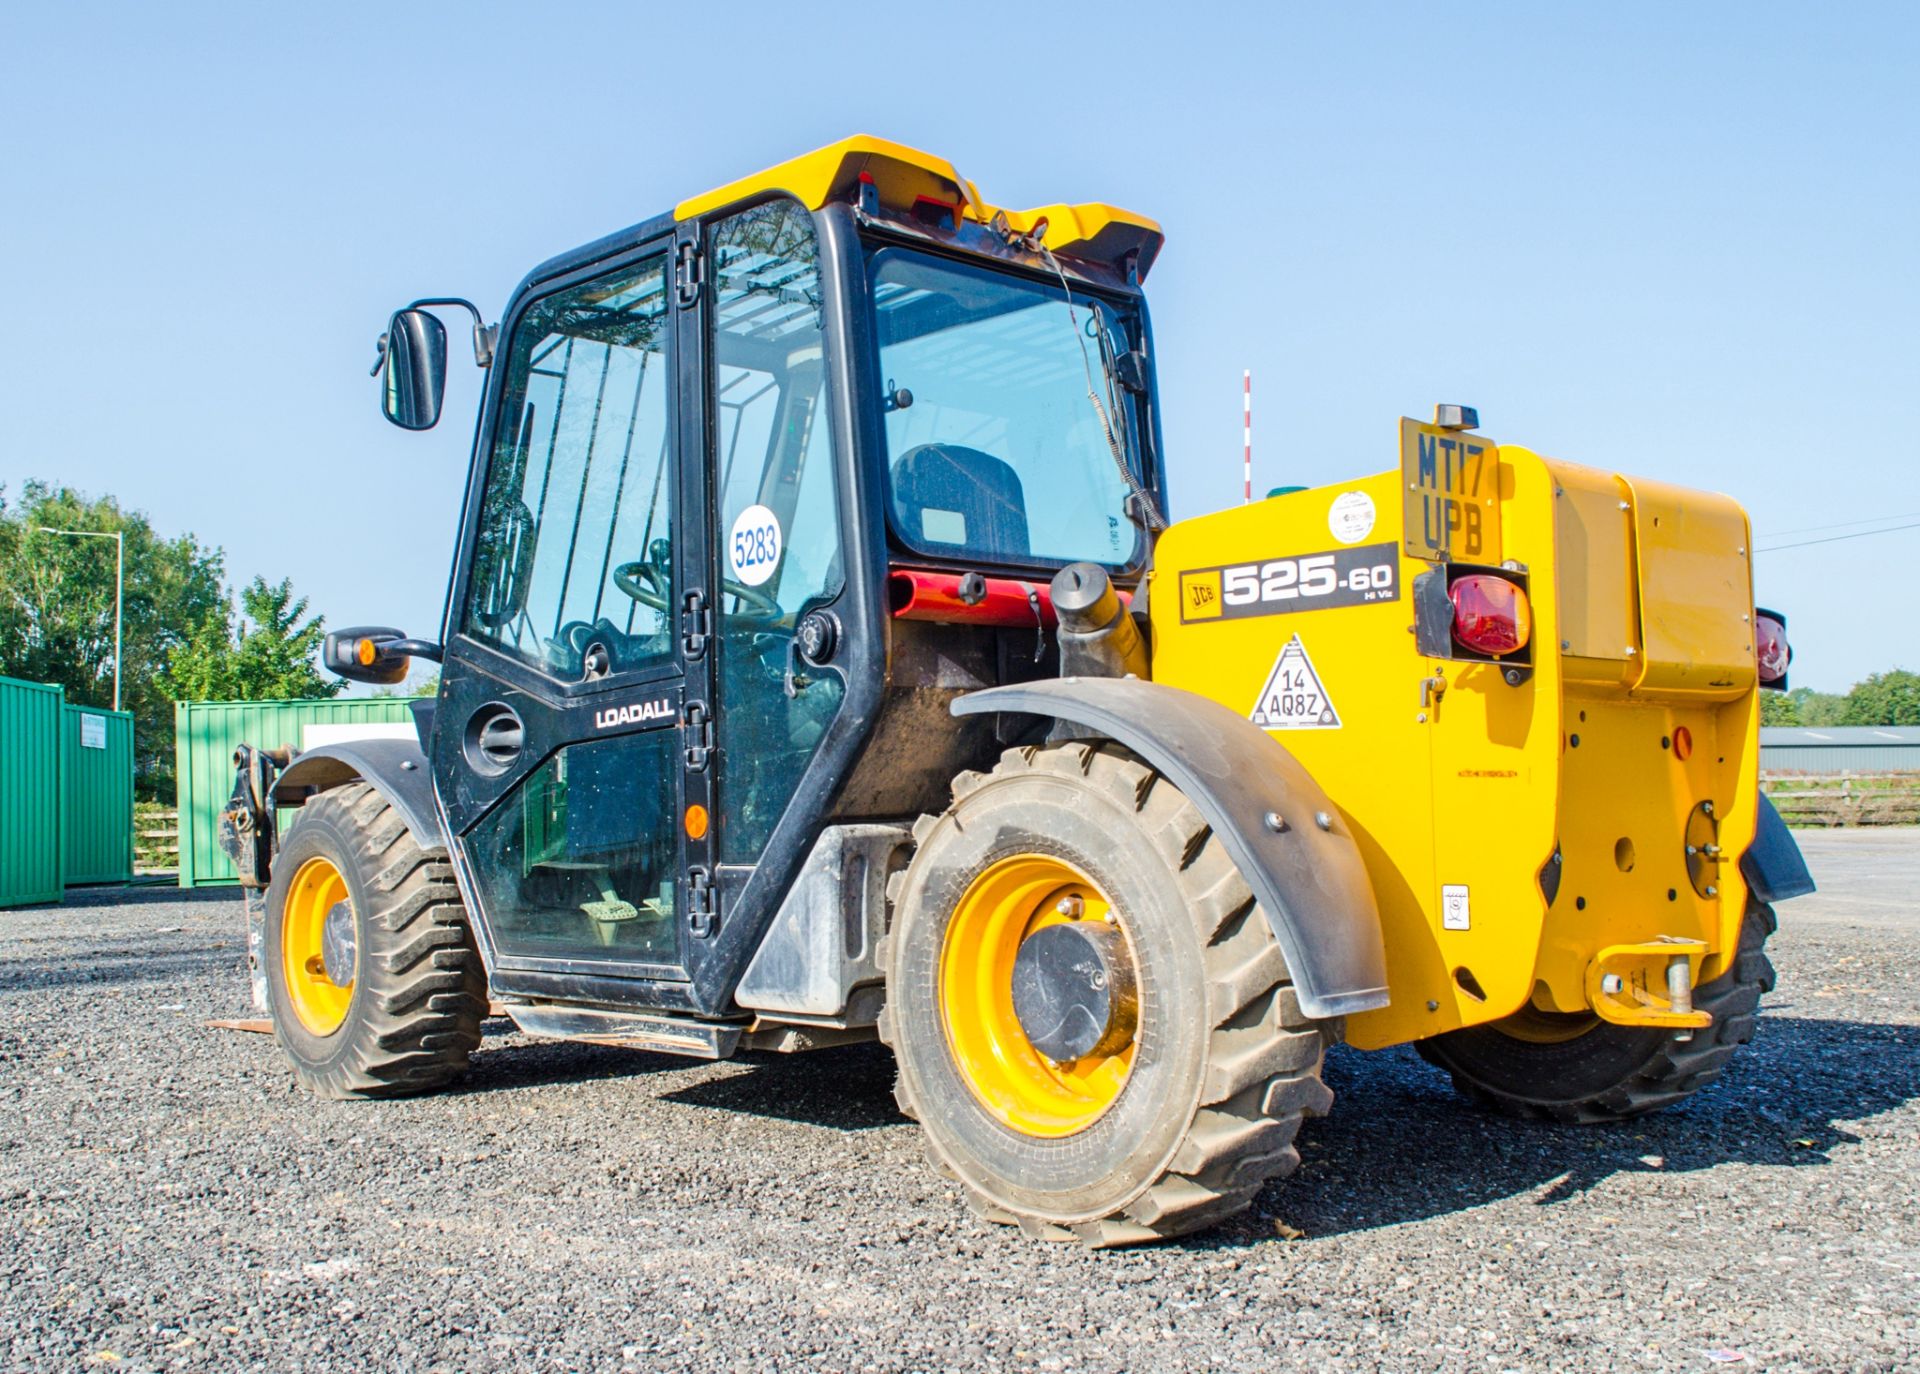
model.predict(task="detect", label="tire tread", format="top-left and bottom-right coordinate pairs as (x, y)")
top-left (887, 743), bottom-right (1327, 1247)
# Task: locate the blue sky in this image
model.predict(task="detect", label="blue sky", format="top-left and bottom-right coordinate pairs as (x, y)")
top-left (2, 3), bottom-right (1914, 691)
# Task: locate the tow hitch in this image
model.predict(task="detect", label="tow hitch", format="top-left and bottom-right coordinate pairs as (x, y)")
top-left (1585, 937), bottom-right (1713, 1034)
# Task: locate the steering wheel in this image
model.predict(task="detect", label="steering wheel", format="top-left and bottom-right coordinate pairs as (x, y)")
top-left (612, 557), bottom-right (784, 624)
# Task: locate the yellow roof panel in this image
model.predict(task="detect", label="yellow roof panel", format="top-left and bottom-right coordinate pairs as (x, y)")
top-left (674, 134), bottom-right (1163, 276)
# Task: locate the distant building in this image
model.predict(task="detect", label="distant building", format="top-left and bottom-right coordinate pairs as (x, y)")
top-left (1760, 726), bottom-right (1920, 774)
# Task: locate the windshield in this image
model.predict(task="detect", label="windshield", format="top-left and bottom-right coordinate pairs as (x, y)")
top-left (870, 249), bottom-right (1147, 571)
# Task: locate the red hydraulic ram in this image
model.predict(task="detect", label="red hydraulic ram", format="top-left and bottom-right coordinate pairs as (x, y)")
top-left (887, 569), bottom-right (1131, 630)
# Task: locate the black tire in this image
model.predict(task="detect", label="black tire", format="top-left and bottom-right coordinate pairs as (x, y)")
top-left (1416, 898), bottom-right (1777, 1122)
top-left (879, 742), bottom-right (1332, 1247)
top-left (264, 783), bottom-right (487, 1099)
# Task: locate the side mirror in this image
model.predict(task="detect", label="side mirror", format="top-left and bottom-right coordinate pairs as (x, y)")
top-left (323, 626), bottom-right (412, 685)
top-left (378, 309), bottom-right (448, 430)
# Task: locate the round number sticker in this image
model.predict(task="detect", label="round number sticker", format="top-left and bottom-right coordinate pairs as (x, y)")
top-left (727, 504), bottom-right (783, 588)
top-left (1328, 491), bottom-right (1376, 544)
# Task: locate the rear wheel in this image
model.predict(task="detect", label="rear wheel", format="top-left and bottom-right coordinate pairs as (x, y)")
top-left (880, 742), bottom-right (1332, 1246)
top-left (265, 783), bottom-right (487, 1099)
top-left (1416, 898), bottom-right (1777, 1122)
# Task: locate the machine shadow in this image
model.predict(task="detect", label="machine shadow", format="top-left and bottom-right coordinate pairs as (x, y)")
top-left (658, 1042), bottom-right (903, 1131)
top-left (455, 1030), bottom-right (700, 1093)
top-left (1218, 1012), bottom-right (1920, 1244)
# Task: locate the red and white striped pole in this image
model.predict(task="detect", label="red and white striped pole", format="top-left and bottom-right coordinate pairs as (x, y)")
top-left (1242, 370), bottom-right (1253, 504)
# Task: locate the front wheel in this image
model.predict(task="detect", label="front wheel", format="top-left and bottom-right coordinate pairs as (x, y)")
top-left (1416, 898), bottom-right (1777, 1122)
top-left (880, 742), bottom-right (1332, 1247)
top-left (265, 783), bottom-right (487, 1099)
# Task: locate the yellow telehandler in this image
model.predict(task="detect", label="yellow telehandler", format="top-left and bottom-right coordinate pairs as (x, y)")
top-left (221, 136), bottom-right (1813, 1245)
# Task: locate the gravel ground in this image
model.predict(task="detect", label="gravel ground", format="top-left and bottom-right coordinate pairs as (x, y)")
top-left (2, 829), bottom-right (1915, 1373)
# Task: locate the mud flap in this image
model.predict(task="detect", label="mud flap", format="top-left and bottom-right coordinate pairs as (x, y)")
top-left (1741, 791), bottom-right (1815, 903)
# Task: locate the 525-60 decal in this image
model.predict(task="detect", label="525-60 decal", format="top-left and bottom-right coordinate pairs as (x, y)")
top-left (1179, 542), bottom-right (1400, 623)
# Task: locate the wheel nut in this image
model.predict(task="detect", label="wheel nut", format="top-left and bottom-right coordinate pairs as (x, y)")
top-left (1263, 810), bottom-right (1287, 833)
top-left (1054, 896), bottom-right (1084, 919)
top-left (1314, 811), bottom-right (1334, 832)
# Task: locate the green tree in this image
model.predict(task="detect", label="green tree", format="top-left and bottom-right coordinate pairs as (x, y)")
top-left (163, 576), bottom-right (342, 703)
top-left (0, 481), bottom-right (226, 798)
top-left (1760, 691), bottom-right (1799, 725)
top-left (1841, 669), bottom-right (1920, 726)
top-left (1782, 686), bottom-right (1849, 726)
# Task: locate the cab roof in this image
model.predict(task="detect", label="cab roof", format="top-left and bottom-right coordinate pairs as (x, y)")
top-left (675, 134), bottom-right (1164, 279)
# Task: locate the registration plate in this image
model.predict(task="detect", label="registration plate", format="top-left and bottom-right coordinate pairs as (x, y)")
top-left (1400, 417), bottom-right (1501, 562)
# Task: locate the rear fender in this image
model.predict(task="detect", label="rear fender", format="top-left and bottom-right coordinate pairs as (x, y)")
top-left (951, 677), bottom-right (1390, 1020)
top-left (271, 738), bottom-right (447, 854)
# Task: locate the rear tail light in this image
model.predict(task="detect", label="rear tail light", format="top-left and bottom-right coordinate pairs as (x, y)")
top-left (1449, 574), bottom-right (1531, 657)
top-left (1754, 610), bottom-right (1791, 687)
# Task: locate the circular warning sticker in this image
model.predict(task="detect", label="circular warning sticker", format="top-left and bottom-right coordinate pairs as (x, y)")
top-left (1328, 491), bottom-right (1376, 544)
top-left (727, 504), bottom-right (783, 587)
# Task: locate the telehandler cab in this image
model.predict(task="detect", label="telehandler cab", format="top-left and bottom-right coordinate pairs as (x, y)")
top-left (224, 136), bottom-right (1814, 1245)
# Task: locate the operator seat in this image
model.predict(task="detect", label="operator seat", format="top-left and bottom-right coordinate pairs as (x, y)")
top-left (891, 443), bottom-right (1031, 557)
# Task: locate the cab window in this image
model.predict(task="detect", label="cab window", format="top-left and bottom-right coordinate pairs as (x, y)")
top-left (871, 249), bottom-right (1145, 572)
top-left (708, 199), bottom-right (846, 862)
top-left (463, 252), bottom-right (676, 682)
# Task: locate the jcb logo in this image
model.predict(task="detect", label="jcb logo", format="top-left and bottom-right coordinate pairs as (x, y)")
top-left (1180, 570), bottom-right (1224, 621)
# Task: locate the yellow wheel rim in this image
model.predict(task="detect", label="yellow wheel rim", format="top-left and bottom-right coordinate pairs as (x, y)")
top-left (939, 855), bottom-right (1138, 1138)
top-left (281, 856), bottom-right (355, 1036)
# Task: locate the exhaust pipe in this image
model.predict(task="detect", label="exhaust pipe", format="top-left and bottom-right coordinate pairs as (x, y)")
top-left (1051, 563), bottom-right (1149, 681)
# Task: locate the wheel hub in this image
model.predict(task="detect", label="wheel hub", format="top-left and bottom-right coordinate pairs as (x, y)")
top-left (1011, 919), bottom-right (1137, 1064)
top-left (320, 899), bottom-right (357, 986)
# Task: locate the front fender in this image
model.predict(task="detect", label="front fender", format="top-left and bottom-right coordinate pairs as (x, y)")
top-left (271, 738), bottom-right (447, 853)
top-left (952, 677), bottom-right (1389, 1020)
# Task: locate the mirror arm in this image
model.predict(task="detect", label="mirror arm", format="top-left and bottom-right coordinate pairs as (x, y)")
top-left (405, 298), bottom-right (497, 368)
top-left (389, 638), bottom-right (444, 664)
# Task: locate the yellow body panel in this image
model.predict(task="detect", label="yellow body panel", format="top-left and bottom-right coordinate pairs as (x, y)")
top-left (1151, 427), bottom-right (1762, 1049)
top-left (672, 134), bottom-right (1163, 272)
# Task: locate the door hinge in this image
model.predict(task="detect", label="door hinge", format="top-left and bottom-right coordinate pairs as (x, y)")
top-left (684, 700), bottom-right (713, 772)
top-left (674, 240), bottom-right (704, 307)
top-left (682, 589), bottom-right (710, 660)
top-left (686, 865), bottom-right (717, 938)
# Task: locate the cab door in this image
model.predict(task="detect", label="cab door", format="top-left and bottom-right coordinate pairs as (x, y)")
top-left (685, 198), bottom-right (857, 1000)
top-left (432, 239), bottom-right (707, 992)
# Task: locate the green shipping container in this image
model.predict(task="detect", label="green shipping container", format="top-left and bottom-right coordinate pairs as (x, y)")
top-left (62, 704), bottom-right (135, 885)
top-left (175, 697), bottom-right (422, 887)
top-left (0, 675), bottom-right (64, 908)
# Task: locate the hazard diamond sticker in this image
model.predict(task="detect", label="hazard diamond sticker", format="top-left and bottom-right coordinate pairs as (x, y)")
top-left (1250, 635), bottom-right (1341, 729)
